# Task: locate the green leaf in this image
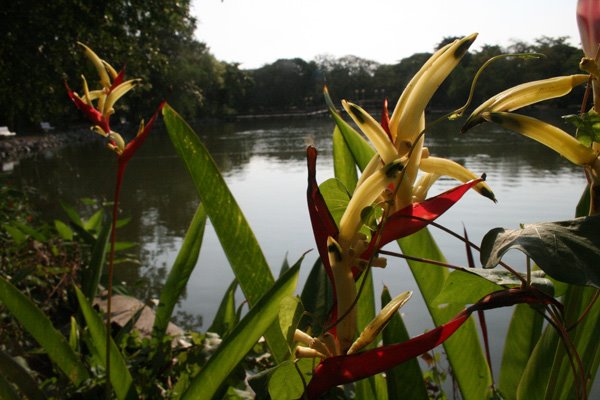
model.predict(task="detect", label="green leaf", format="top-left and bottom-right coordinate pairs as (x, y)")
top-left (268, 359), bottom-right (313, 400)
top-left (381, 286), bottom-right (428, 400)
top-left (113, 241), bottom-right (137, 251)
top-left (299, 258), bottom-right (334, 336)
top-left (0, 276), bottom-right (89, 385)
top-left (319, 178), bottom-right (350, 226)
top-left (432, 270), bottom-right (503, 307)
top-left (480, 216), bottom-right (600, 288)
top-left (563, 109), bottom-right (600, 147)
top-left (207, 279), bottom-right (238, 337)
top-left (279, 296), bottom-right (304, 346)
top-left (324, 88), bottom-right (375, 170)
top-left (0, 375), bottom-right (20, 400)
top-left (84, 209), bottom-right (104, 232)
top-left (546, 285), bottom-right (600, 400)
top-left (54, 219), bottom-right (74, 241)
top-left (433, 269), bottom-right (552, 307)
top-left (60, 201), bottom-right (83, 227)
top-left (0, 350), bottom-right (46, 400)
top-left (515, 324), bottom-right (560, 399)
top-left (399, 230), bottom-right (492, 400)
top-left (355, 271), bottom-right (387, 400)
top-left (13, 222), bottom-right (46, 242)
top-left (2, 224), bottom-right (27, 245)
top-left (333, 126), bottom-right (358, 193)
top-left (74, 287), bottom-right (137, 400)
top-left (498, 304), bottom-right (543, 400)
top-left (81, 215), bottom-right (111, 301)
top-left (163, 104), bottom-right (288, 362)
top-left (181, 263), bottom-right (300, 400)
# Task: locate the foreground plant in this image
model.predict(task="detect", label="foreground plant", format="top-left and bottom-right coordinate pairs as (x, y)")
top-left (293, 35), bottom-right (507, 398)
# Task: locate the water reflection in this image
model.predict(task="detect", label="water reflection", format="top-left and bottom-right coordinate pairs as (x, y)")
top-left (4, 114), bottom-right (587, 336)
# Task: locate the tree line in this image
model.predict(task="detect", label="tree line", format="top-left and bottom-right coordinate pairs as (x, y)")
top-left (0, 1), bottom-right (584, 132)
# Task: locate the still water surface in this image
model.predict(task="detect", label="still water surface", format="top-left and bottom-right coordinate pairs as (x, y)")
top-left (4, 112), bottom-right (589, 378)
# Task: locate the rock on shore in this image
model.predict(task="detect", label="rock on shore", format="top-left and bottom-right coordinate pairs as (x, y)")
top-left (0, 129), bottom-right (99, 163)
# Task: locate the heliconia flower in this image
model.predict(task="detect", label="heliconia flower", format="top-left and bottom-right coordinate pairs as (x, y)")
top-left (65, 43), bottom-right (141, 155)
top-left (306, 147), bottom-right (486, 353)
top-left (461, 75), bottom-right (589, 132)
top-left (462, 70), bottom-right (600, 214)
top-left (577, 0), bottom-right (600, 58)
top-left (304, 287), bottom-right (559, 399)
top-left (302, 34), bottom-right (498, 359)
top-left (481, 112), bottom-right (597, 166)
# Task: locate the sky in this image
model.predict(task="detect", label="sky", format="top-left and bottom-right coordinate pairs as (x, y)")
top-left (191, 0), bottom-right (582, 69)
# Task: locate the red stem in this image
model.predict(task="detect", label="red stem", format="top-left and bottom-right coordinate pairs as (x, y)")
top-left (105, 161), bottom-right (126, 398)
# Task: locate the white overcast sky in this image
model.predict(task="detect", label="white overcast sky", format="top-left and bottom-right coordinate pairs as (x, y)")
top-left (191, 0), bottom-right (582, 69)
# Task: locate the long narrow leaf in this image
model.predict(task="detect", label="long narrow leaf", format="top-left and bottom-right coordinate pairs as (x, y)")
top-left (498, 304), bottom-right (544, 399)
top-left (74, 287), bottom-right (137, 400)
top-left (516, 325), bottom-right (560, 398)
top-left (82, 213), bottom-right (111, 301)
top-left (0, 375), bottom-right (20, 400)
top-left (207, 279), bottom-right (238, 337)
top-left (332, 126), bottom-right (358, 193)
top-left (181, 263), bottom-right (300, 400)
top-left (0, 276), bottom-right (89, 385)
top-left (547, 286), bottom-right (600, 400)
top-left (0, 349), bottom-right (46, 400)
top-left (163, 104), bottom-right (288, 362)
top-left (324, 88), bottom-right (375, 169)
top-left (399, 230), bottom-right (492, 399)
top-left (355, 272), bottom-right (387, 399)
top-left (381, 287), bottom-right (428, 400)
top-left (153, 204), bottom-right (206, 341)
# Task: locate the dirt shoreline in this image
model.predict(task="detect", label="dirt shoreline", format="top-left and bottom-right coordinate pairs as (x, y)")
top-left (0, 129), bottom-right (100, 164)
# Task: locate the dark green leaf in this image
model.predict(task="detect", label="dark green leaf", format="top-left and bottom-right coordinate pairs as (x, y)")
top-left (0, 276), bottom-right (89, 385)
top-left (74, 287), bottom-right (137, 400)
top-left (515, 325), bottom-right (560, 399)
top-left (498, 304), bottom-right (543, 400)
top-left (433, 269), bottom-right (552, 307)
top-left (481, 216), bottom-right (600, 288)
top-left (333, 126), bottom-right (358, 193)
top-left (0, 350), bottom-right (46, 400)
top-left (208, 279), bottom-right (238, 337)
top-left (153, 204), bottom-right (206, 341)
top-left (181, 263), bottom-right (300, 400)
top-left (163, 104), bottom-right (288, 361)
top-left (355, 271), bottom-right (387, 399)
top-left (82, 216), bottom-right (111, 301)
top-left (381, 287), bottom-right (428, 400)
top-left (299, 258), bottom-right (333, 336)
top-left (399, 230), bottom-right (492, 399)
top-left (0, 375), bottom-right (20, 400)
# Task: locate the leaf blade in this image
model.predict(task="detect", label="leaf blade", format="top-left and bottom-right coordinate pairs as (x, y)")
top-left (181, 263), bottom-right (300, 400)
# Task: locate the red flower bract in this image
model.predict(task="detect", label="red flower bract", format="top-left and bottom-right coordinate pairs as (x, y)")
top-left (304, 287), bottom-right (558, 399)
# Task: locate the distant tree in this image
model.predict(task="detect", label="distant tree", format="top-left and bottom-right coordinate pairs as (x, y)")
top-left (0, 0), bottom-right (222, 129)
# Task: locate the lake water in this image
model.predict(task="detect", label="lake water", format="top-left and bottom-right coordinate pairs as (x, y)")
top-left (3, 111), bottom-right (591, 383)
